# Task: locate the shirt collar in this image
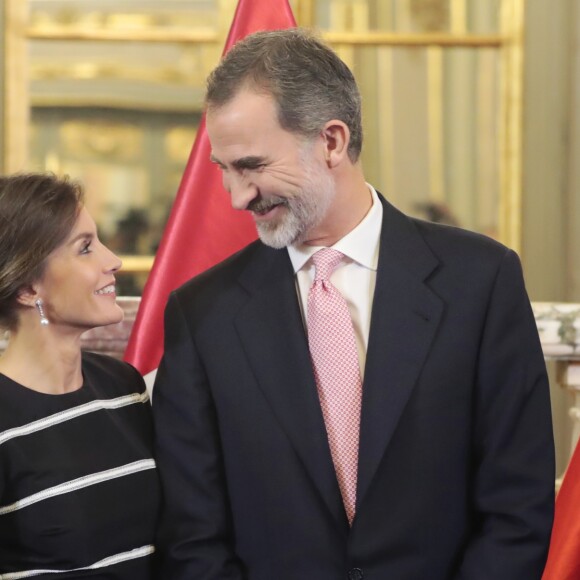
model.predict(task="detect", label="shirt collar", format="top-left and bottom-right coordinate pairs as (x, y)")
top-left (287, 184), bottom-right (382, 274)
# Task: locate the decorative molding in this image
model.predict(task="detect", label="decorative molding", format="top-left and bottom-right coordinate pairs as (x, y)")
top-left (3, 299), bottom-right (578, 362)
top-left (533, 302), bottom-right (580, 359)
top-left (323, 31), bottom-right (503, 46)
top-left (27, 26), bottom-right (218, 43)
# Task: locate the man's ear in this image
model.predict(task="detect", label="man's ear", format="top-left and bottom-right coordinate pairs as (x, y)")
top-left (16, 285), bottom-right (39, 308)
top-left (321, 120), bottom-right (351, 168)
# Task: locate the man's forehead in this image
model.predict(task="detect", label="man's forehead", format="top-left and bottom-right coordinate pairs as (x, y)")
top-left (207, 99), bottom-right (275, 142)
top-left (208, 88), bottom-right (277, 122)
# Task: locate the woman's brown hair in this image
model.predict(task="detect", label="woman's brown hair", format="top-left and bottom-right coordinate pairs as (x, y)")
top-left (0, 173), bottom-right (84, 330)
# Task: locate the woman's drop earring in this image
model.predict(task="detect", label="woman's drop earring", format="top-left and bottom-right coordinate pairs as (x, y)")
top-left (35, 299), bottom-right (49, 326)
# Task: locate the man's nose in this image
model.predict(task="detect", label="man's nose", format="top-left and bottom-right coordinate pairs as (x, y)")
top-left (226, 174), bottom-right (258, 211)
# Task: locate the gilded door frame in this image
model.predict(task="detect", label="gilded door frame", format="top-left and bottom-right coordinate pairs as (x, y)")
top-left (2, 0), bottom-right (28, 174)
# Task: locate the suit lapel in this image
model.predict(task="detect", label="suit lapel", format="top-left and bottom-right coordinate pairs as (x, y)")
top-left (231, 197), bottom-right (444, 525)
top-left (356, 197), bottom-right (444, 508)
top-left (234, 246), bottom-right (347, 528)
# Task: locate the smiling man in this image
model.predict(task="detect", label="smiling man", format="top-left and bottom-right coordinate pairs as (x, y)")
top-left (152, 28), bottom-right (554, 580)
top-left (208, 88), bottom-right (344, 249)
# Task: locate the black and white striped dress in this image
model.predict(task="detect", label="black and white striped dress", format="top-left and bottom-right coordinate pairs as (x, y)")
top-left (0, 352), bottom-right (160, 579)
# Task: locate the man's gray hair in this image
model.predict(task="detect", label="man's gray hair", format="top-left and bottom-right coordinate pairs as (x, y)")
top-left (205, 28), bottom-right (363, 162)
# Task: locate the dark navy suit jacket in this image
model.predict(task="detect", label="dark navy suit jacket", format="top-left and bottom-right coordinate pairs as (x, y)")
top-left (153, 195), bottom-right (554, 579)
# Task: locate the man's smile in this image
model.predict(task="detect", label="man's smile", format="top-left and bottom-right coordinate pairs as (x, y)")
top-left (247, 197), bottom-right (289, 218)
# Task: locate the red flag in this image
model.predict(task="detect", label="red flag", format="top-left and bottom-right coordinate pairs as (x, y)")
top-left (542, 442), bottom-right (580, 579)
top-left (124, 0), bottom-right (297, 376)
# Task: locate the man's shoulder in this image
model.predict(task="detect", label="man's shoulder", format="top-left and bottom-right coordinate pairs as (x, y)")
top-left (378, 192), bottom-right (510, 267)
top-left (173, 238), bottom-right (280, 301)
top-left (408, 215), bottom-right (512, 269)
top-left (165, 239), bottom-right (288, 327)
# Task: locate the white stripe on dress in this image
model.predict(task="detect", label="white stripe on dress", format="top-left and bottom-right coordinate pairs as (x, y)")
top-left (0, 392), bottom-right (149, 447)
top-left (0, 459), bottom-right (156, 516)
top-left (0, 544), bottom-right (155, 578)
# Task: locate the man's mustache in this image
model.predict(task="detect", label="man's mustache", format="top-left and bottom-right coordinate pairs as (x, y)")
top-left (246, 196), bottom-right (289, 213)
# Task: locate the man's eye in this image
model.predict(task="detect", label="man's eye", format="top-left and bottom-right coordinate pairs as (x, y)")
top-left (212, 160), bottom-right (227, 171)
top-left (245, 164), bottom-right (265, 172)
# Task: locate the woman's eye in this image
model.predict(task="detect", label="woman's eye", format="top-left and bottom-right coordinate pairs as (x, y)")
top-left (80, 241), bottom-right (92, 254)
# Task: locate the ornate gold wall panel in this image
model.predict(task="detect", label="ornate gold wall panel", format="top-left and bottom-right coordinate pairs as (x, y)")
top-left (1, 0), bottom-right (524, 284)
top-left (499, 0), bottom-right (524, 254)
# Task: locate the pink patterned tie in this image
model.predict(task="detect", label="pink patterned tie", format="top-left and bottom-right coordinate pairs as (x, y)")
top-left (307, 248), bottom-right (362, 525)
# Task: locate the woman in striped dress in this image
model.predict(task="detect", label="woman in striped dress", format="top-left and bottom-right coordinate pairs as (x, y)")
top-left (0, 173), bottom-right (160, 579)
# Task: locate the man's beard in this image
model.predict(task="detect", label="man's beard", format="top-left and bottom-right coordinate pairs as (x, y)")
top-left (249, 154), bottom-right (336, 249)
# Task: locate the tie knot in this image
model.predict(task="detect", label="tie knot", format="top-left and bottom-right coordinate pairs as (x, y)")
top-left (312, 248), bottom-right (344, 281)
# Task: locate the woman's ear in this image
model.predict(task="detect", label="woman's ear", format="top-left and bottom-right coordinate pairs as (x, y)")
top-left (15, 285), bottom-right (39, 308)
top-left (321, 120), bottom-right (351, 168)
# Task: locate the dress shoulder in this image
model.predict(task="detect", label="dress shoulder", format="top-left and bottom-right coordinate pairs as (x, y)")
top-left (81, 351), bottom-right (146, 399)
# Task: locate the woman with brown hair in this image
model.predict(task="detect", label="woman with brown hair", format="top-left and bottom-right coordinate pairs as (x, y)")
top-left (0, 173), bottom-right (159, 578)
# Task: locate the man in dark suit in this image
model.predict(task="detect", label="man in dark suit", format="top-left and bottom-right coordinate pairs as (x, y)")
top-left (152, 28), bottom-right (554, 580)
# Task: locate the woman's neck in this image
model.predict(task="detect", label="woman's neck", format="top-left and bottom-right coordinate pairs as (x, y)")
top-left (0, 323), bottom-right (84, 394)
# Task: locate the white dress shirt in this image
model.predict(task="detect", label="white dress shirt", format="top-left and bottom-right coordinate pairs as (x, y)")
top-left (287, 185), bottom-right (383, 379)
